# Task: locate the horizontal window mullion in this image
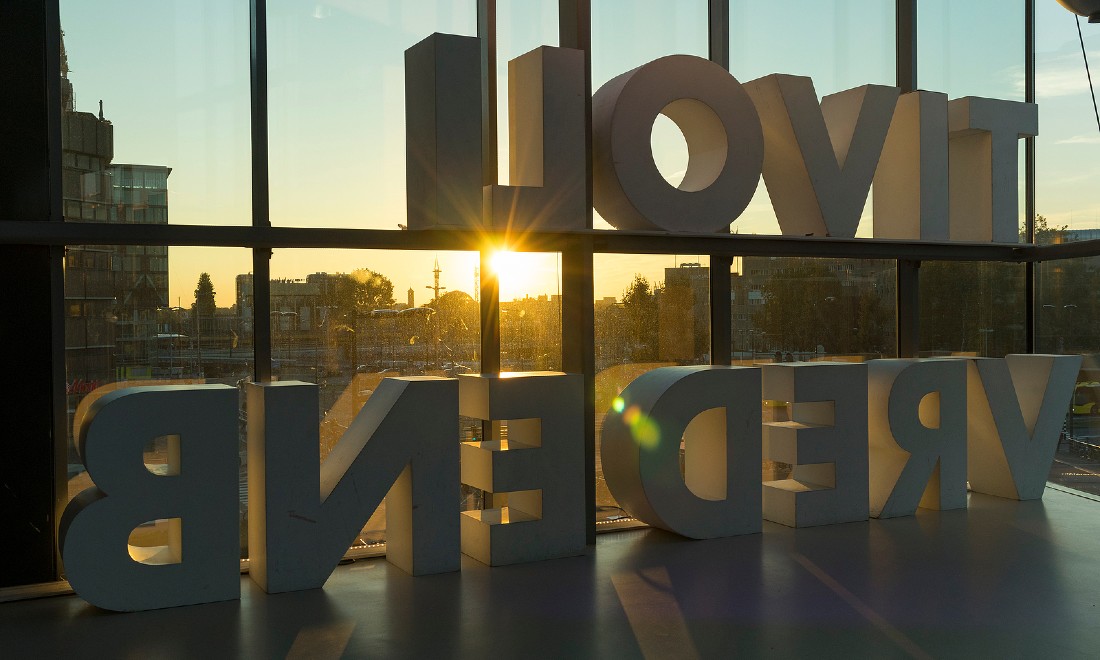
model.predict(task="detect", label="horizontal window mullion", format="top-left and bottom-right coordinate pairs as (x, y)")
top-left (1, 220), bottom-right (1093, 262)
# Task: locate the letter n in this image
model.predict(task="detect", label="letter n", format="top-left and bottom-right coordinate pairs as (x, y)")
top-left (247, 377), bottom-right (459, 593)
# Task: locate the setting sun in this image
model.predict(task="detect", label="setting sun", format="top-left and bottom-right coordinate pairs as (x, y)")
top-left (488, 249), bottom-right (560, 301)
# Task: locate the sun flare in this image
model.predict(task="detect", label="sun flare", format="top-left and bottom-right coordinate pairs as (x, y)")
top-left (487, 249), bottom-right (559, 301)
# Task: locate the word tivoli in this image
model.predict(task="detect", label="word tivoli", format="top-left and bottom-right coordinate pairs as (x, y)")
top-left (407, 34), bottom-right (1035, 243)
top-left (62, 355), bottom-right (1077, 611)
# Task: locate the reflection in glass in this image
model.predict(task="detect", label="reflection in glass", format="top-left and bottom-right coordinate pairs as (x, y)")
top-left (59, 0), bottom-right (251, 226)
top-left (734, 257), bottom-right (896, 363)
top-left (269, 249), bottom-right (481, 549)
top-left (64, 246), bottom-right (254, 559)
top-left (919, 262), bottom-right (1026, 358)
top-left (1038, 255), bottom-right (1100, 496)
top-left (594, 255), bottom-right (711, 524)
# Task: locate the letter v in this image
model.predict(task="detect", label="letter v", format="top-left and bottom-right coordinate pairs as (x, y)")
top-left (965, 354), bottom-right (1082, 500)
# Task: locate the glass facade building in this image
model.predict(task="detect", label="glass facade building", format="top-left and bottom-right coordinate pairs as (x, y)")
top-left (3, 0), bottom-right (1100, 616)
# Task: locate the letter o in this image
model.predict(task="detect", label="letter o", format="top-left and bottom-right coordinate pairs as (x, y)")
top-left (592, 55), bottom-right (764, 233)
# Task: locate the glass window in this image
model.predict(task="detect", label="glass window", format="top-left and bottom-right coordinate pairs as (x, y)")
top-left (63, 246), bottom-right (254, 560)
top-left (1035, 1), bottom-right (1100, 497)
top-left (1038, 255), bottom-right (1100, 496)
top-left (267, 1), bottom-right (476, 229)
top-left (587, 3), bottom-right (710, 526)
top-left (734, 256), bottom-right (896, 363)
top-left (268, 248), bottom-right (480, 551)
top-left (920, 262), bottom-right (1027, 357)
top-left (496, 1), bottom-right (559, 184)
top-left (592, 0), bottom-right (708, 231)
top-left (730, 0), bottom-right (895, 237)
top-left (1036, 3), bottom-right (1100, 239)
top-left (59, 0), bottom-right (251, 226)
top-left (493, 251), bottom-right (563, 372)
top-left (594, 254), bottom-right (711, 524)
top-left (918, 0), bottom-right (1025, 101)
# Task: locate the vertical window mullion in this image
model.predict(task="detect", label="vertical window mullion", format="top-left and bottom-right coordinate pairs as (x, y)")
top-left (251, 0), bottom-right (272, 382)
top-left (896, 0), bottom-right (919, 358)
top-left (1025, 0), bottom-right (1036, 352)
top-left (708, 0), bottom-right (731, 365)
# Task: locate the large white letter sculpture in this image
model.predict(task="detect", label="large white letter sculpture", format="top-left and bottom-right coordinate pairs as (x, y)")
top-left (762, 362), bottom-right (868, 527)
top-left (483, 47), bottom-right (587, 232)
top-left (405, 33), bottom-right (483, 229)
top-left (964, 354), bottom-right (1081, 500)
top-left (59, 385), bottom-right (239, 611)
top-left (247, 377), bottom-right (459, 593)
top-left (873, 91), bottom-right (950, 240)
top-left (743, 75), bottom-right (898, 238)
top-left (867, 359), bottom-right (967, 518)
top-left (601, 366), bottom-right (762, 539)
top-left (591, 55), bottom-right (763, 232)
top-left (948, 97), bottom-right (1038, 243)
top-left (459, 372), bottom-right (585, 565)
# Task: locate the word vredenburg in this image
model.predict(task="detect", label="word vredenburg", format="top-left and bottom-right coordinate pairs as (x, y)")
top-left (60, 356), bottom-right (1078, 611)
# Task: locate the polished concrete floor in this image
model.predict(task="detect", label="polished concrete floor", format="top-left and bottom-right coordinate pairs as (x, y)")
top-left (4, 487), bottom-right (1100, 659)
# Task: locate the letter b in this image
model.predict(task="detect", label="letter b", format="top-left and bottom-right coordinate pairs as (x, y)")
top-left (59, 385), bottom-right (240, 611)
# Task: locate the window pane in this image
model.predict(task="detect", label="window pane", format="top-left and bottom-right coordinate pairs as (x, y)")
top-left (496, 1), bottom-right (559, 185)
top-left (1036, 3), bottom-right (1100, 239)
top-left (63, 247), bottom-right (254, 561)
top-left (919, 262), bottom-right (1027, 357)
top-left (59, 0), bottom-right (252, 226)
top-left (1038, 255), bottom-right (1100, 495)
top-left (730, 1), bottom-right (895, 236)
top-left (920, 1), bottom-right (1027, 234)
top-left (494, 251), bottom-right (563, 372)
top-left (267, 1), bottom-right (476, 229)
top-left (594, 254), bottom-right (711, 524)
top-left (734, 257), bottom-right (896, 362)
top-left (918, 0), bottom-right (1024, 101)
top-left (592, 0), bottom-right (708, 231)
top-left (269, 249), bottom-right (480, 550)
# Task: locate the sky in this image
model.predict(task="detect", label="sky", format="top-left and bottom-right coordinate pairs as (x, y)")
top-left (59, 0), bottom-right (1100, 308)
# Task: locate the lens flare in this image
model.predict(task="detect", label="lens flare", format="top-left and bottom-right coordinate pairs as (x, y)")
top-left (620, 403), bottom-right (660, 449)
top-left (612, 396), bottom-right (625, 413)
top-left (630, 416), bottom-right (660, 449)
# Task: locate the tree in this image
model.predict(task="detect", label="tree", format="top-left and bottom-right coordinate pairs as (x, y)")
top-left (920, 260), bottom-right (1024, 357)
top-left (349, 268), bottom-right (395, 310)
top-left (316, 269), bottom-right (396, 367)
top-left (753, 262), bottom-right (843, 353)
top-left (433, 290), bottom-right (479, 361)
top-left (193, 272), bottom-right (216, 318)
top-left (1028, 214), bottom-right (1068, 245)
top-left (622, 275), bottom-right (658, 361)
top-left (319, 269), bottom-right (396, 319)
